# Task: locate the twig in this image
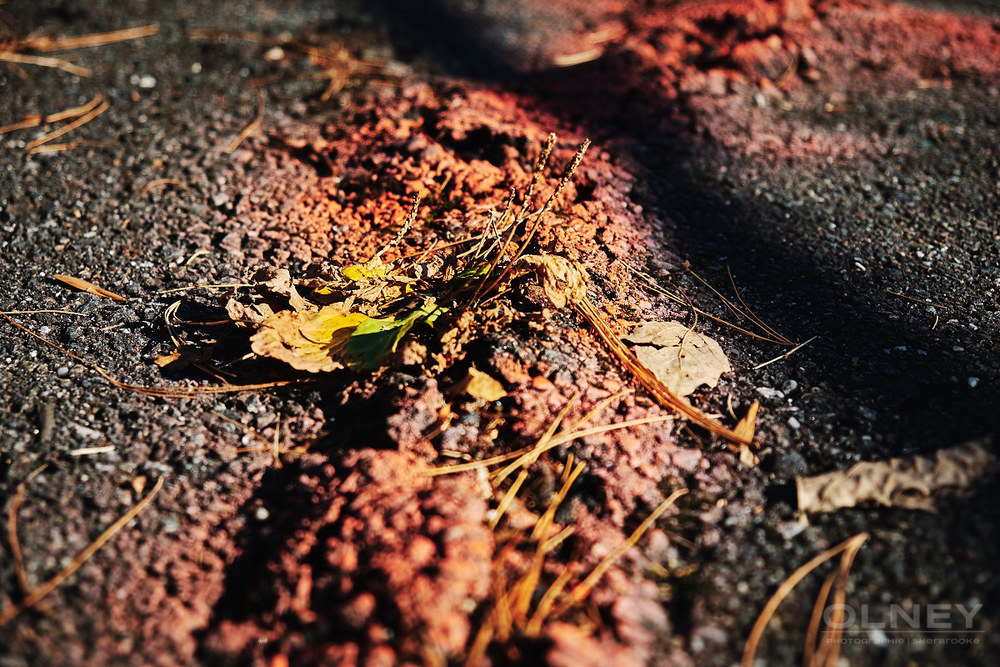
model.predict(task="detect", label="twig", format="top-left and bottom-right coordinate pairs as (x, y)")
top-left (0, 476), bottom-right (165, 627)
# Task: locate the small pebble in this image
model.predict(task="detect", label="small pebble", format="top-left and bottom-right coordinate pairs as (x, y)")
top-left (787, 416), bottom-right (801, 429)
top-left (254, 507), bottom-right (270, 521)
top-left (782, 379), bottom-right (798, 393)
top-left (56, 365), bottom-right (70, 377)
top-left (968, 377), bottom-right (980, 388)
top-left (756, 387), bottom-right (784, 400)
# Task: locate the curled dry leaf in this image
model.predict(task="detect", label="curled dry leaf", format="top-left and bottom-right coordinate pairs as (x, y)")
top-left (226, 266), bottom-right (312, 326)
top-left (623, 321), bottom-right (732, 397)
top-left (513, 254), bottom-right (589, 309)
top-left (796, 439), bottom-right (996, 513)
top-left (250, 265), bottom-right (309, 311)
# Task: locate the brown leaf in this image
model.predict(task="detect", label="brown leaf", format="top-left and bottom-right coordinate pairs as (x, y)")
top-left (52, 274), bottom-right (126, 301)
top-left (248, 266), bottom-right (309, 311)
top-left (514, 255), bottom-right (588, 309)
top-left (624, 321), bottom-right (732, 397)
top-left (796, 440), bottom-right (996, 513)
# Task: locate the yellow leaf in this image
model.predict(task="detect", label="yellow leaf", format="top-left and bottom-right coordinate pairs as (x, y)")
top-left (343, 264), bottom-right (387, 282)
top-left (249, 304), bottom-right (365, 373)
top-left (299, 311), bottom-right (368, 344)
top-left (453, 367), bottom-right (507, 402)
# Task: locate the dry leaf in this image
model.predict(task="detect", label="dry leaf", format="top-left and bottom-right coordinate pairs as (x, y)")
top-left (623, 321), bottom-right (732, 397)
top-left (250, 304), bottom-right (364, 373)
top-left (514, 254), bottom-right (588, 308)
top-left (248, 266), bottom-right (309, 311)
top-left (796, 440), bottom-right (996, 513)
top-left (226, 266), bottom-right (313, 326)
top-left (734, 401), bottom-right (760, 446)
top-left (452, 367), bottom-right (507, 402)
top-left (52, 274), bottom-right (126, 301)
top-left (153, 350), bottom-right (183, 368)
top-left (225, 297), bottom-right (274, 326)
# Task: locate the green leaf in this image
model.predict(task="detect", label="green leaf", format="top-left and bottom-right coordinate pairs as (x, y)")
top-left (342, 299), bottom-right (447, 370)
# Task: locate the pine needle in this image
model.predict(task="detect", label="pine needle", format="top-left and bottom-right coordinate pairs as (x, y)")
top-left (0, 51), bottom-right (90, 76)
top-left (224, 89), bottom-right (265, 153)
top-left (8, 464), bottom-right (49, 595)
top-left (25, 94), bottom-right (109, 151)
top-left (553, 488), bottom-right (688, 616)
top-left (0, 476), bottom-right (165, 627)
top-left (741, 532), bottom-right (869, 667)
top-left (22, 24), bottom-right (158, 52)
